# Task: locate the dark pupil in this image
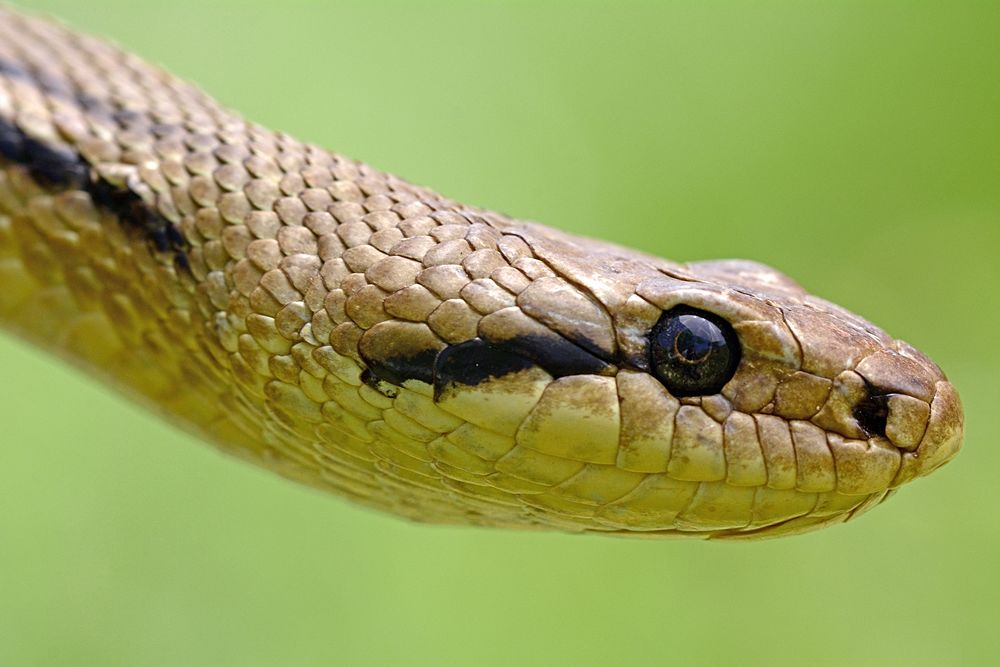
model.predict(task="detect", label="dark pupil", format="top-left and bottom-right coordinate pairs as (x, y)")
top-left (650, 308), bottom-right (740, 396)
top-left (674, 319), bottom-right (724, 363)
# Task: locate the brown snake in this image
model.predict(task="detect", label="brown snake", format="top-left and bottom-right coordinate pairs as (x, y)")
top-left (0, 7), bottom-right (963, 539)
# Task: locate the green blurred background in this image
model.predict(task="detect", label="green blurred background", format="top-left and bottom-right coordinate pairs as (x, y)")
top-left (1, 1), bottom-right (997, 665)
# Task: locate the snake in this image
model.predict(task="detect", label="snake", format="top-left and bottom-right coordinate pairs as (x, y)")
top-left (0, 7), bottom-right (964, 540)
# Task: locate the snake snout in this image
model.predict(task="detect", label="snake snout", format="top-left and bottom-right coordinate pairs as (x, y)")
top-left (851, 346), bottom-right (963, 486)
top-left (889, 380), bottom-right (964, 487)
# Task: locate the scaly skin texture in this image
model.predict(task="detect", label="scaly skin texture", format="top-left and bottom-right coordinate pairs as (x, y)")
top-left (0, 7), bottom-right (963, 539)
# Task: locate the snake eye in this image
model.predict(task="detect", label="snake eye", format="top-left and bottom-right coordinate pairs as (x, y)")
top-left (649, 307), bottom-right (741, 396)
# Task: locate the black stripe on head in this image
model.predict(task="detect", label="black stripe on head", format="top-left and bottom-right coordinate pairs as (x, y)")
top-left (433, 334), bottom-right (612, 400)
top-left (360, 309), bottom-right (617, 396)
top-left (432, 335), bottom-right (612, 399)
top-left (364, 346), bottom-right (439, 387)
top-left (433, 338), bottom-right (535, 398)
top-left (491, 333), bottom-right (611, 378)
top-left (0, 116), bottom-right (189, 265)
top-left (357, 321), bottom-right (446, 391)
top-left (361, 328), bottom-right (614, 398)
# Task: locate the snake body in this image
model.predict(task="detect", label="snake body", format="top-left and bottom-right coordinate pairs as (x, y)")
top-left (0, 8), bottom-right (963, 539)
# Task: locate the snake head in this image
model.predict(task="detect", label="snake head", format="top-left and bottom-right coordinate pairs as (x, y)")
top-left (680, 259), bottom-right (964, 489)
top-left (0, 7), bottom-right (962, 541)
top-left (596, 258), bottom-right (964, 537)
top-left (403, 223), bottom-right (963, 538)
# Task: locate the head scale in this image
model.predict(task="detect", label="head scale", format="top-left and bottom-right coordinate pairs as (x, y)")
top-left (358, 222), bottom-right (963, 538)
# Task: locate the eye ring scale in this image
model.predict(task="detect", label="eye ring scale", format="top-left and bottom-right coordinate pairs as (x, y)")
top-left (649, 307), bottom-right (742, 397)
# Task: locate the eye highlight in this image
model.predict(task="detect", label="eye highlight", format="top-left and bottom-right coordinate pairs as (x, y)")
top-left (650, 307), bottom-right (741, 396)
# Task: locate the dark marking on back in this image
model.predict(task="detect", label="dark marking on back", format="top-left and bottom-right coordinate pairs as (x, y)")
top-left (88, 177), bottom-right (185, 255)
top-left (0, 116), bottom-right (189, 264)
top-left (0, 120), bottom-right (88, 187)
top-left (0, 60), bottom-right (70, 101)
top-left (0, 58), bottom-right (116, 119)
top-left (0, 121), bottom-right (28, 165)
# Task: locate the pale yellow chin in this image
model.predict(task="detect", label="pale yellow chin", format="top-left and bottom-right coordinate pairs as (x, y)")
top-left (425, 365), bottom-right (919, 539)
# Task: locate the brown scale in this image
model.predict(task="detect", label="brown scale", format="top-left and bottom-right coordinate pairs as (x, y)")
top-left (0, 6), bottom-right (964, 539)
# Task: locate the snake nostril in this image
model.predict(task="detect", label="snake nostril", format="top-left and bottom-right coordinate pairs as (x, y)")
top-left (854, 385), bottom-right (891, 439)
